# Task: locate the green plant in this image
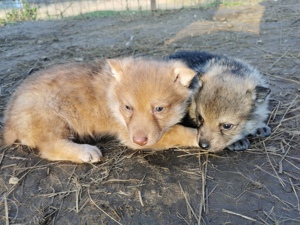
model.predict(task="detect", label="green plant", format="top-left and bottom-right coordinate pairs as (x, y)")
top-left (71, 10), bottom-right (151, 19)
top-left (201, 0), bottom-right (222, 8)
top-left (6, 0), bottom-right (37, 22)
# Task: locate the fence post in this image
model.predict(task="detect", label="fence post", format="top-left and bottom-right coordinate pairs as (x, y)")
top-left (151, 0), bottom-right (156, 11)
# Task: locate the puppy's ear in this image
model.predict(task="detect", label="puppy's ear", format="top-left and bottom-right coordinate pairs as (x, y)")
top-left (254, 86), bottom-right (271, 103)
top-left (196, 73), bottom-right (203, 89)
top-left (173, 67), bottom-right (197, 87)
top-left (173, 66), bottom-right (197, 87)
top-left (106, 59), bottom-right (123, 81)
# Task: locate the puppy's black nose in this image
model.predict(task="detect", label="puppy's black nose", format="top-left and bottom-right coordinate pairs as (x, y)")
top-left (199, 141), bottom-right (210, 150)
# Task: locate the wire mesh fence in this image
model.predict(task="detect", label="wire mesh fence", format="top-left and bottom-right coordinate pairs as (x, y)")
top-left (0, 0), bottom-right (260, 20)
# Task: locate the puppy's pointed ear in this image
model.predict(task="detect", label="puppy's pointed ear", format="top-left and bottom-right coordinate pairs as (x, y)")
top-left (254, 86), bottom-right (271, 103)
top-left (106, 59), bottom-right (123, 81)
top-left (173, 66), bottom-right (198, 87)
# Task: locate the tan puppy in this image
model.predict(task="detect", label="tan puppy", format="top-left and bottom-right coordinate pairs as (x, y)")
top-left (2, 57), bottom-right (198, 163)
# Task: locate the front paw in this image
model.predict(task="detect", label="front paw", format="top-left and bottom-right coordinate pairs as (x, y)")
top-left (256, 125), bottom-right (271, 137)
top-left (227, 138), bottom-right (250, 151)
top-left (79, 145), bottom-right (103, 163)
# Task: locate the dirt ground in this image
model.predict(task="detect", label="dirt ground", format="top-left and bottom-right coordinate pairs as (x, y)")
top-left (0, 0), bottom-right (300, 224)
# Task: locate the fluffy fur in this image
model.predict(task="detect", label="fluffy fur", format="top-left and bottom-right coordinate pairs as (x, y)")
top-left (1, 57), bottom-right (199, 163)
top-left (168, 51), bottom-right (271, 152)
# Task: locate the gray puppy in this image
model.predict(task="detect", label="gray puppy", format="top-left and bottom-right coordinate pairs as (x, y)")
top-left (169, 51), bottom-right (271, 152)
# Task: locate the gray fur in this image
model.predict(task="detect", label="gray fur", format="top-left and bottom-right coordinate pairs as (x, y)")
top-left (169, 51), bottom-right (271, 152)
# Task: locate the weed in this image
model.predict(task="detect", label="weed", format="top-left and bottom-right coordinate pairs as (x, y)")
top-left (6, 0), bottom-right (37, 23)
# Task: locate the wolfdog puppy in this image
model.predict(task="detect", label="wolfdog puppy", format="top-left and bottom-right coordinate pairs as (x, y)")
top-left (168, 51), bottom-right (271, 152)
top-left (2, 57), bottom-right (199, 163)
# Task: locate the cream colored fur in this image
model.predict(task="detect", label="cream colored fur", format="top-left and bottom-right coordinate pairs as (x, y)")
top-left (2, 57), bottom-right (198, 163)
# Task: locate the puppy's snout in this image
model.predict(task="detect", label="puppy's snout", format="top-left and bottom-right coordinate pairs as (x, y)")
top-left (199, 140), bottom-right (210, 150)
top-left (133, 136), bottom-right (148, 146)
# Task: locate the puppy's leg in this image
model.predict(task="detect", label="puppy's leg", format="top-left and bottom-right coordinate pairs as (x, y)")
top-left (15, 113), bottom-right (102, 163)
top-left (255, 125), bottom-right (271, 137)
top-left (38, 139), bottom-right (102, 163)
top-left (150, 125), bottom-right (198, 149)
top-left (227, 138), bottom-right (250, 151)
top-left (228, 123), bottom-right (271, 151)
top-left (227, 124), bottom-right (271, 151)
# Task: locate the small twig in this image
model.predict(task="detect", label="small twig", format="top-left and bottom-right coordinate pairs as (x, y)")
top-left (278, 140), bottom-right (292, 174)
top-left (101, 178), bottom-right (140, 184)
top-left (263, 142), bottom-right (286, 187)
top-left (285, 160), bottom-right (300, 174)
top-left (137, 190), bottom-right (144, 207)
top-left (264, 186), bottom-right (295, 210)
top-left (255, 165), bottom-right (287, 185)
top-left (263, 207), bottom-right (275, 223)
top-left (222, 209), bottom-right (257, 222)
top-left (78, 198), bottom-right (90, 213)
top-left (206, 184), bottom-right (218, 200)
top-left (257, 215), bottom-right (272, 225)
top-left (137, 174), bottom-right (146, 207)
top-left (269, 100), bottom-right (280, 122)
top-left (0, 147), bottom-right (7, 166)
top-left (281, 114), bottom-right (300, 123)
top-left (87, 189), bottom-right (122, 225)
top-left (289, 178), bottom-right (300, 213)
top-left (264, 73), bottom-right (300, 85)
top-left (66, 165), bottom-right (78, 186)
top-left (268, 50), bottom-right (288, 69)
top-left (176, 212), bottom-right (190, 225)
top-left (198, 154), bottom-right (208, 225)
top-left (291, 18), bottom-right (300, 25)
top-left (4, 194), bottom-right (9, 225)
top-left (37, 190), bottom-right (76, 198)
top-left (271, 95), bottom-right (298, 134)
top-left (75, 182), bottom-right (81, 213)
top-left (179, 182), bottom-right (199, 222)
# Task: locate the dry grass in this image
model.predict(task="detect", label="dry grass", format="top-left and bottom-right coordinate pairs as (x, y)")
top-left (0, 96), bottom-right (299, 224)
top-left (0, 1), bottom-right (300, 224)
top-left (0, 88), bottom-right (299, 224)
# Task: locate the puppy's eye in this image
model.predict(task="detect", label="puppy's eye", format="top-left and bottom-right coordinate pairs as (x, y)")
top-left (125, 105), bottom-right (132, 111)
top-left (222, 123), bottom-right (233, 130)
top-left (154, 107), bottom-right (164, 112)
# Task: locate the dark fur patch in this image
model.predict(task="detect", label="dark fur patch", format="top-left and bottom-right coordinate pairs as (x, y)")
top-left (167, 51), bottom-right (217, 69)
top-left (167, 51), bottom-right (218, 75)
top-left (178, 112), bottom-right (198, 129)
top-left (255, 86), bottom-right (271, 102)
top-left (73, 132), bottom-right (115, 145)
top-left (168, 51), bottom-right (254, 78)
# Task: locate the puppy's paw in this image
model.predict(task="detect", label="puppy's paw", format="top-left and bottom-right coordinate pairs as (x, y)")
top-left (256, 125), bottom-right (271, 137)
top-left (227, 138), bottom-right (250, 151)
top-left (79, 145), bottom-right (102, 163)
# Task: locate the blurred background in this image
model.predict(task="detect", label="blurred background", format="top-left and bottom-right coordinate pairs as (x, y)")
top-left (0, 0), bottom-right (260, 21)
